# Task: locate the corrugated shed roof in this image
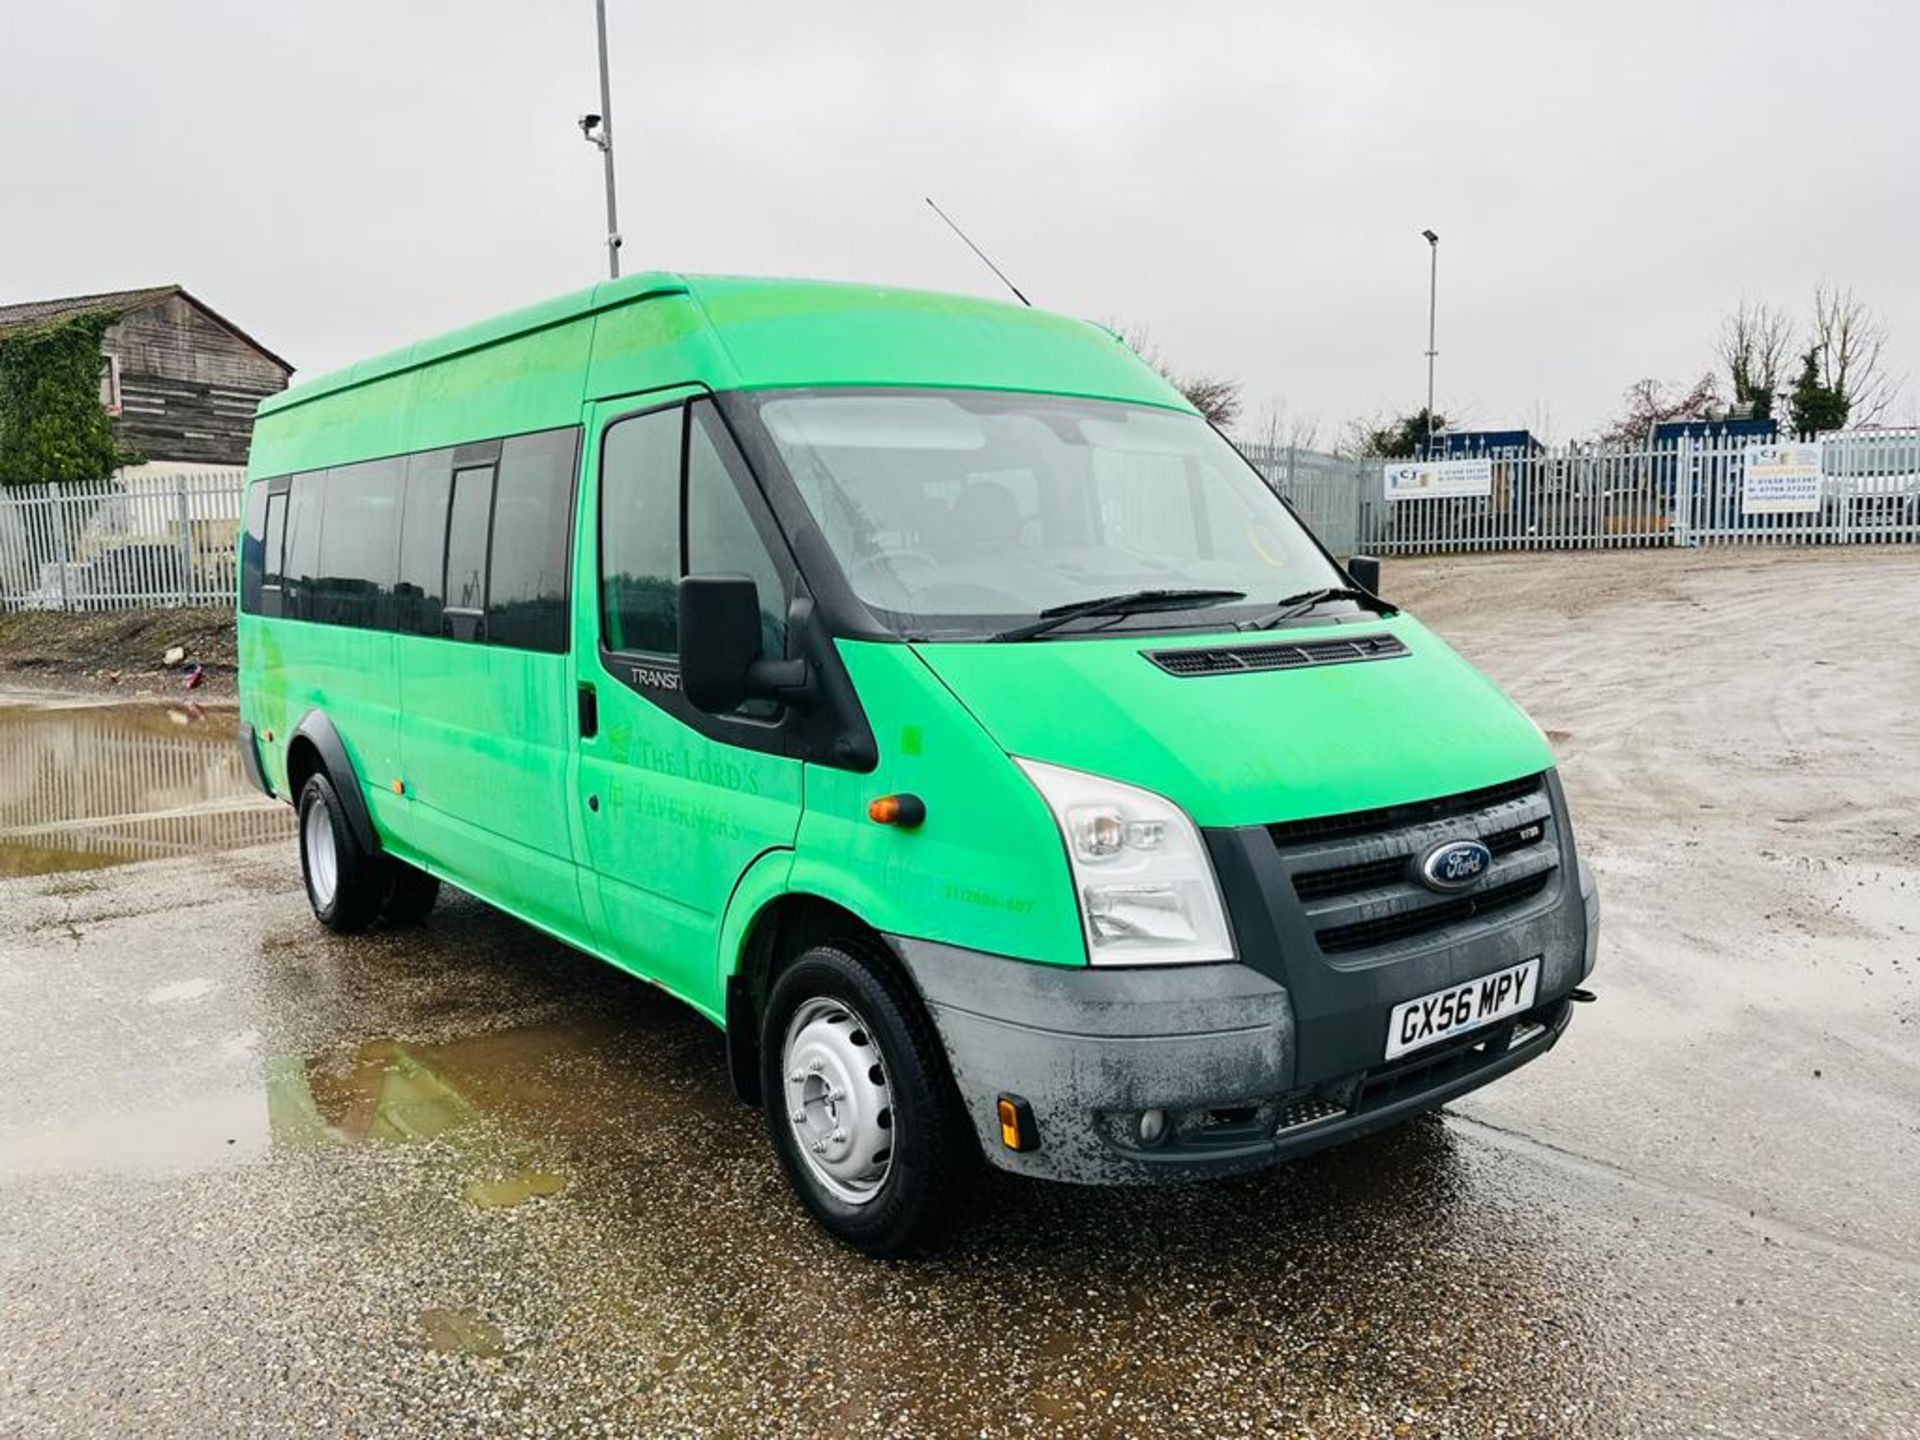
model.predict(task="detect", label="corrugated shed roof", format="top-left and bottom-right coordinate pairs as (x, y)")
top-left (0, 284), bottom-right (293, 372)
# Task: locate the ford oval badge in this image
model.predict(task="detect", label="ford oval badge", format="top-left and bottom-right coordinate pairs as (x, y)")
top-left (1418, 839), bottom-right (1492, 892)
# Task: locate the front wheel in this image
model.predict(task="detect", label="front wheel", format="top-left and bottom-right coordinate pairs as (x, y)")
top-left (760, 940), bottom-right (975, 1256)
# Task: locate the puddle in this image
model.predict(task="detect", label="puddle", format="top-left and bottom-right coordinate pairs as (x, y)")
top-left (0, 694), bottom-right (292, 876)
top-left (419, 1308), bottom-right (507, 1357)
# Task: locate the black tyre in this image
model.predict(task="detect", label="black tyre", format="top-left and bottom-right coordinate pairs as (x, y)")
top-left (380, 859), bottom-right (441, 925)
top-left (296, 772), bottom-right (385, 934)
top-left (760, 939), bottom-right (976, 1256)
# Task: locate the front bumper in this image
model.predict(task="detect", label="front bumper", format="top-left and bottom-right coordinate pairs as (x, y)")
top-left (889, 777), bottom-right (1599, 1185)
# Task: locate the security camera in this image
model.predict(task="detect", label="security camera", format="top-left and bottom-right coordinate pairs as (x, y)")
top-left (579, 113), bottom-right (603, 134)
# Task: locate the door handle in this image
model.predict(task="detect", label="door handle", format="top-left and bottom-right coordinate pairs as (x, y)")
top-left (577, 682), bottom-right (599, 739)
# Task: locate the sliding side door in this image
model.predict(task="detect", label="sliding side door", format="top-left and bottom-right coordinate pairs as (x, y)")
top-left (391, 428), bottom-right (592, 947)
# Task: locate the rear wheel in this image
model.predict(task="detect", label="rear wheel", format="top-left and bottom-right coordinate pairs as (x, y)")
top-left (760, 940), bottom-right (975, 1256)
top-left (380, 860), bottom-right (441, 924)
top-left (296, 772), bottom-right (384, 934)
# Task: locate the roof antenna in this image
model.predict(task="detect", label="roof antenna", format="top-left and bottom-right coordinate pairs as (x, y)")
top-left (924, 197), bottom-right (1031, 306)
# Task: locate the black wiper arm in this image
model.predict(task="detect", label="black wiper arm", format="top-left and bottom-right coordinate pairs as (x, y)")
top-left (990, 588), bottom-right (1247, 643)
top-left (1243, 586), bottom-right (1397, 631)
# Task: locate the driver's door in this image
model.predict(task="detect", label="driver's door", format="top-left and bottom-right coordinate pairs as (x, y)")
top-left (571, 391), bottom-right (805, 1019)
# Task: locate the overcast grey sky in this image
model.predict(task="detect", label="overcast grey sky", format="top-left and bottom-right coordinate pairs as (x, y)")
top-left (5, 0), bottom-right (1914, 439)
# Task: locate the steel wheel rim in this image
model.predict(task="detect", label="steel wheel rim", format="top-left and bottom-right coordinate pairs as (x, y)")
top-left (303, 800), bottom-right (338, 909)
top-left (780, 996), bottom-right (895, 1206)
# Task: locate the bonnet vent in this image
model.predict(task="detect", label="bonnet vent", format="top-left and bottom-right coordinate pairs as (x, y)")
top-left (1144, 633), bottom-right (1409, 678)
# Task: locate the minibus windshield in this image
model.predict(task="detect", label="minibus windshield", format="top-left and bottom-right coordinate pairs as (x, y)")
top-left (749, 389), bottom-right (1349, 640)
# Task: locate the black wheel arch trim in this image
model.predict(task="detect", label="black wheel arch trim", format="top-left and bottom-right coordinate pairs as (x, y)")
top-left (290, 710), bottom-right (380, 856)
top-left (236, 721), bottom-right (271, 798)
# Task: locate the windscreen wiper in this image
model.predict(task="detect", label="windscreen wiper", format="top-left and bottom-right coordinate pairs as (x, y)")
top-left (990, 588), bottom-right (1247, 643)
top-left (1242, 586), bottom-right (1397, 631)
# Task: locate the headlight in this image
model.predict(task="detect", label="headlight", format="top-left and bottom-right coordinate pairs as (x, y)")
top-left (1016, 758), bottom-right (1234, 966)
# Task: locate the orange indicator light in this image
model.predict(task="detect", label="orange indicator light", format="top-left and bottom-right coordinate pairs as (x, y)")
top-left (996, 1094), bottom-right (1038, 1152)
top-left (866, 793), bottom-right (926, 828)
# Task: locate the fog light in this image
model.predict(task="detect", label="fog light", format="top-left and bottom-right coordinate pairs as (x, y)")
top-left (1138, 1108), bottom-right (1168, 1146)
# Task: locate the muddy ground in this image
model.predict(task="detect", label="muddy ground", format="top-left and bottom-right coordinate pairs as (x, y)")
top-left (0, 547), bottom-right (1915, 1438)
top-left (0, 604), bottom-right (236, 698)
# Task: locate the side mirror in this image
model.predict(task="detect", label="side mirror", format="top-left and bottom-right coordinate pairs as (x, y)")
top-left (678, 574), bottom-right (806, 714)
top-left (1346, 554), bottom-right (1382, 595)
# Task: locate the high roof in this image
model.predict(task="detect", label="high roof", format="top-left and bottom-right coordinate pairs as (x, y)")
top-left (0, 284), bottom-right (294, 373)
top-left (258, 272), bottom-right (1181, 419)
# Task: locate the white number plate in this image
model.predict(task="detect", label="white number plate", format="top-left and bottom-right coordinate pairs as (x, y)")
top-left (1385, 957), bottom-right (1541, 1060)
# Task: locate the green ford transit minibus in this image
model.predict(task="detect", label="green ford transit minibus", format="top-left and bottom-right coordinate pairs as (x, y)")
top-left (237, 273), bottom-right (1599, 1254)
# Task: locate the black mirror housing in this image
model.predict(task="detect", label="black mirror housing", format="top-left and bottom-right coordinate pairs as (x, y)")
top-left (1347, 554), bottom-right (1382, 596)
top-left (678, 574), bottom-right (806, 714)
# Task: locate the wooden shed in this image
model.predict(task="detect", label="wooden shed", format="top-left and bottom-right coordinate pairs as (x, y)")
top-left (0, 285), bottom-right (294, 468)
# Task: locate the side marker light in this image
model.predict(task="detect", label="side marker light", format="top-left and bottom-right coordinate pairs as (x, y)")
top-left (996, 1094), bottom-right (1038, 1152)
top-left (866, 793), bottom-right (927, 828)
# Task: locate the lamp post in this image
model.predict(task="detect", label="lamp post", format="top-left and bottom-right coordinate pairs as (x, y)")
top-left (1421, 229), bottom-right (1439, 451)
top-left (579, 0), bottom-right (623, 278)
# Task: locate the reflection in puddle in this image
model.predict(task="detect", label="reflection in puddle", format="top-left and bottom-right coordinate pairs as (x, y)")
top-left (273, 1042), bottom-right (480, 1147)
top-left (0, 695), bottom-right (292, 876)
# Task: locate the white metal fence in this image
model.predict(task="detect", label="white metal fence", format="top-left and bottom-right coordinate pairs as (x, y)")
top-left (1243, 428), bottom-right (1920, 556)
top-left (0, 471), bottom-right (245, 612)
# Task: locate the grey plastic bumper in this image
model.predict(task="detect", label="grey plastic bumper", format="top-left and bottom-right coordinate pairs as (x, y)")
top-left (888, 856), bottom-right (1597, 1186)
top-left (888, 937), bottom-right (1296, 1183)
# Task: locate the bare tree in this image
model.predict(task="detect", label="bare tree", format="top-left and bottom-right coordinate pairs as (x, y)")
top-left (1113, 325), bottom-right (1243, 430)
top-left (1603, 374), bottom-right (1721, 445)
top-left (1716, 297), bottom-right (1794, 419)
top-left (1246, 402), bottom-right (1320, 454)
top-left (1810, 284), bottom-right (1900, 424)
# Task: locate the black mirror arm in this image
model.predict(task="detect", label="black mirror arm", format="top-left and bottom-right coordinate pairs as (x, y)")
top-left (748, 655), bottom-right (812, 708)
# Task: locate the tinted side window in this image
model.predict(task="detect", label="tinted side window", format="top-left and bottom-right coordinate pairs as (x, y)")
top-left (396, 450), bottom-right (452, 637)
top-left (239, 483), bottom-right (268, 613)
top-left (487, 428), bottom-right (579, 653)
top-left (687, 401), bottom-right (788, 657)
top-left (314, 459), bottom-right (403, 629)
top-left (600, 407), bottom-right (683, 655)
top-left (443, 465), bottom-right (495, 639)
top-left (282, 472), bottom-right (325, 621)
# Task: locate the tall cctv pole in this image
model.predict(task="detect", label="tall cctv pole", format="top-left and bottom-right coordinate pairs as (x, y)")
top-left (584, 0), bottom-right (623, 278)
top-left (1421, 229), bottom-right (1439, 449)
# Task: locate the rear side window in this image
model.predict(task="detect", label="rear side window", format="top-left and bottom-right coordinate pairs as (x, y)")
top-left (314, 459), bottom-right (402, 629)
top-left (239, 484), bottom-right (269, 613)
top-left (395, 450), bottom-right (452, 636)
top-left (600, 407), bottom-right (683, 655)
top-left (487, 429), bottom-right (579, 652)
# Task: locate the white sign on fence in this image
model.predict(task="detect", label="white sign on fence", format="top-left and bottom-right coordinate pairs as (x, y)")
top-left (1741, 442), bottom-right (1823, 515)
top-left (1382, 457), bottom-right (1493, 501)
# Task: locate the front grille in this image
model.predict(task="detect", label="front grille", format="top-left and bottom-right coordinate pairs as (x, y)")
top-left (1315, 871), bottom-right (1552, 954)
top-left (1293, 815), bottom-right (1549, 902)
top-left (1145, 633), bottom-right (1408, 678)
top-left (1266, 773), bottom-right (1559, 957)
top-left (1267, 773), bottom-right (1543, 848)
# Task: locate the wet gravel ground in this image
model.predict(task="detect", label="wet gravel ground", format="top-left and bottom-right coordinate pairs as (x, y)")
top-left (2, 547), bottom-right (1918, 1438)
